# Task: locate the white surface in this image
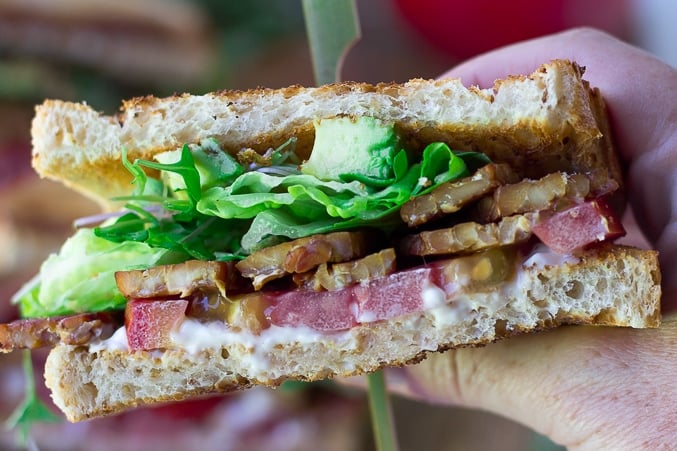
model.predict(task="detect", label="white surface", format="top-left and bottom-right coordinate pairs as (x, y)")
top-left (633, 0), bottom-right (677, 67)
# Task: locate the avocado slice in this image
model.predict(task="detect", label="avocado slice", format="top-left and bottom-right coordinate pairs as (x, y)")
top-left (301, 116), bottom-right (400, 183)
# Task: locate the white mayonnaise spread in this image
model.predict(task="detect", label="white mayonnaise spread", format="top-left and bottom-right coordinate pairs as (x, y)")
top-left (523, 243), bottom-right (580, 269)
top-left (90, 320), bottom-right (354, 361)
top-left (421, 282), bottom-right (446, 310)
top-left (356, 310), bottom-right (377, 323)
top-left (89, 326), bottom-right (128, 352)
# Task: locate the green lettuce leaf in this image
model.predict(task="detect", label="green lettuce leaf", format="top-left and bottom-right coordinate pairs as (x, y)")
top-left (121, 140), bottom-right (486, 254)
top-left (413, 142), bottom-right (470, 196)
top-left (197, 172), bottom-right (369, 219)
top-left (89, 137), bottom-right (488, 261)
top-left (16, 228), bottom-right (172, 317)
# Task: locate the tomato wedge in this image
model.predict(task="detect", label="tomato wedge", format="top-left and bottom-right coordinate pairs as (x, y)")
top-left (125, 299), bottom-right (188, 351)
top-left (266, 266), bottom-right (435, 331)
top-left (266, 289), bottom-right (357, 332)
top-left (354, 268), bottom-right (430, 322)
top-left (532, 198), bottom-right (625, 254)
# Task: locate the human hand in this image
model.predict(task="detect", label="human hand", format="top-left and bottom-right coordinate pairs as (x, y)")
top-left (381, 28), bottom-right (677, 449)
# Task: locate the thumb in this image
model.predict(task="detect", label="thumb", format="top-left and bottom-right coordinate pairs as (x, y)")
top-left (395, 311), bottom-right (677, 449)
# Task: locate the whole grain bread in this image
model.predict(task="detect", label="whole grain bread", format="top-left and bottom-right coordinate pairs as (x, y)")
top-left (31, 60), bottom-right (620, 208)
top-left (45, 245), bottom-right (660, 422)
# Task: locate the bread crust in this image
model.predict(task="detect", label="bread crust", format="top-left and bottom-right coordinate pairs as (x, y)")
top-left (45, 245), bottom-right (660, 422)
top-left (31, 60), bottom-right (617, 208)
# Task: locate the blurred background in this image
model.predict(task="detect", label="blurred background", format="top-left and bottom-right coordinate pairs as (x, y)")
top-left (0, 0), bottom-right (674, 449)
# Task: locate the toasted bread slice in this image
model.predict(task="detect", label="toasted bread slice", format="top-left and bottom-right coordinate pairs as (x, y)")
top-left (45, 245), bottom-right (660, 422)
top-left (31, 60), bottom-right (620, 208)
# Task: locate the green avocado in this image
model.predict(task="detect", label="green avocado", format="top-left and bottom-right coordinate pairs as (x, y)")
top-left (301, 116), bottom-right (400, 182)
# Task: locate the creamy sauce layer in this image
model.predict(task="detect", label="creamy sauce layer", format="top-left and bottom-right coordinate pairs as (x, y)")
top-left (523, 243), bottom-right (580, 269)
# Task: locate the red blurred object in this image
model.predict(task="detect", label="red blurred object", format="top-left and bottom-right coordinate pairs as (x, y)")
top-left (147, 396), bottom-right (224, 421)
top-left (393, 0), bottom-right (630, 60)
top-left (0, 140), bottom-right (31, 188)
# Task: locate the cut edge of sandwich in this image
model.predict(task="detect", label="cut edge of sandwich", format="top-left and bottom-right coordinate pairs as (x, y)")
top-left (28, 59), bottom-right (661, 422)
top-left (45, 245), bottom-right (661, 422)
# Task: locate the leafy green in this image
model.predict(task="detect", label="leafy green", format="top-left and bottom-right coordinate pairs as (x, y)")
top-left (454, 150), bottom-right (492, 173)
top-left (96, 145), bottom-right (246, 260)
top-left (156, 139), bottom-right (244, 193)
top-left (339, 149), bottom-right (409, 188)
top-left (198, 172), bottom-right (368, 219)
top-left (413, 142), bottom-right (472, 196)
top-left (95, 139), bottom-right (487, 256)
top-left (118, 147), bottom-right (165, 200)
top-left (236, 144), bottom-right (472, 252)
top-left (5, 351), bottom-right (61, 446)
top-left (16, 228), bottom-right (171, 317)
top-left (133, 144), bottom-right (202, 207)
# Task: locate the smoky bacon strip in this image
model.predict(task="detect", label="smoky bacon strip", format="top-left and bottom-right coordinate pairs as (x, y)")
top-left (115, 260), bottom-right (241, 299)
top-left (236, 231), bottom-right (370, 290)
top-left (400, 163), bottom-right (519, 227)
top-left (474, 172), bottom-right (591, 223)
top-left (298, 248), bottom-right (397, 291)
top-left (0, 312), bottom-right (119, 352)
top-left (399, 214), bottom-right (535, 257)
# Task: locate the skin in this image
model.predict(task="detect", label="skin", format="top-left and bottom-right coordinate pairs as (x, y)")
top-left (361, 28), bottom-right (677, 449)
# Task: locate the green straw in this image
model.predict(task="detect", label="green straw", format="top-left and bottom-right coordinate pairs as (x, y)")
top-left (301, 2), bottom-right (398, 450)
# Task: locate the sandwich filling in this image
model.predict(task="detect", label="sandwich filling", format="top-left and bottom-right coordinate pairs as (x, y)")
top-left (6, 116), bottom-right (624, 353)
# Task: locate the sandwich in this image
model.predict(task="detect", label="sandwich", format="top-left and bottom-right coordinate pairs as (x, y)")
top-left (1, 59), bottom-right (661, 422)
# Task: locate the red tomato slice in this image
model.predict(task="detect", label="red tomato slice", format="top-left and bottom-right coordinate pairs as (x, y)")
top-left (125, 299), bottom-right (188, 351)
top-left (354, 267), bottom-right (430, 322)
top-left (266, 289), bottom-right (357, 331)
top-left (532, 198), bottom-right (625, 254)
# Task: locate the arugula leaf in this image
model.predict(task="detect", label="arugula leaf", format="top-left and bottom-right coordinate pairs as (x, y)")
top-left (103, 139), bottom-right (489, 256)
top-left (5, 351), bottom-right (61, 446)
top-left (95, 137), bottom-right (489, 262)
top-left (120, 147), bottom-right (148, 196)
top-left (94, 212), bottom-right (151, 242)
top-left (134, 144), bottom-right (202, 206)
top-left (97, 142), bottom-right (249, 261)
top-left (413, 142), bottom-right (468, 196)
top-left (454, 150), bottom-right (492, 173)
top-left (193, 138), bottom-right (244, 189)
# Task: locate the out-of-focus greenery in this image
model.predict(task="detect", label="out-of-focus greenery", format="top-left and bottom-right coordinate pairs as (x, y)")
top-left (194, 0), bottom-right (306, 92)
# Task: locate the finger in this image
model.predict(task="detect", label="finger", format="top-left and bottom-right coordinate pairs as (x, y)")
top-left (396, 312), bottom-right (677, 449)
